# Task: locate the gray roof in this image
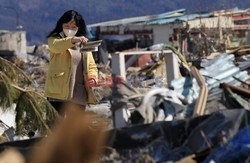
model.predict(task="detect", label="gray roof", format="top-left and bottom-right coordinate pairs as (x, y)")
top-left (88, 9), bottom-right (186, 27)
top-left (147, 13), bottom-right (213, 25)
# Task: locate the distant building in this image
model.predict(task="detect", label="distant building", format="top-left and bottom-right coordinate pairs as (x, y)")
top-left (0, 30), bottom-right (27, 54)
top-left (215, 8), bottom-right (250, 46)
top-left (89, 9), bottom-right (183, 52)
top-left (89, 9), bottom-right (234, 52)
top-left (232, 9), bottom-right (250, 45)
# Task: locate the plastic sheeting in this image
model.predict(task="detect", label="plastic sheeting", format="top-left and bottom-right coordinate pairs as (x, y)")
top-left (204, 126), bottom-right (250, 163)
top-left (105, 109), bottom-right (246, 162)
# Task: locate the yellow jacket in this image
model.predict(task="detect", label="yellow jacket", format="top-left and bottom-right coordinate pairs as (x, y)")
top-left (45, 36), bottom-right (98, 104)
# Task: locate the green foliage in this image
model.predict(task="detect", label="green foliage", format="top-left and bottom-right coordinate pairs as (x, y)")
top-left (15, 91), bottom-right (57, 135)
top-left (0, 57), bottom-right (34, 87)
top-left (0, 57), bottom-right (58, 136)
top-left (0, 72), bottom-right (19, 111)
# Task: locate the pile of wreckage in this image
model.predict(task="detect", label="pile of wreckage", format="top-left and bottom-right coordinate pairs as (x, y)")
top-left (0, 44), bottom-right (49, 91)
top-left (98, 44), bottom-right (250, 162)
top-left (0, 43), bottom-right (250, 162)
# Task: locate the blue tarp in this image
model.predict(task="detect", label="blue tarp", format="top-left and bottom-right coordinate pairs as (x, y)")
top-left (204, 126), bottom-right (250, 163)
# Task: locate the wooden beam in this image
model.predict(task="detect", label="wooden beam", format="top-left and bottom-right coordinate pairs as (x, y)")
top-left (191, 66), bottom-right (208, 116)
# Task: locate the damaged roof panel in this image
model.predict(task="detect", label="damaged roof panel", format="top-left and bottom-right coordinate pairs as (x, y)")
top-left (88, 9), bottom-right (186, 27)
top-left (147, 13), bottom-right (213, 25)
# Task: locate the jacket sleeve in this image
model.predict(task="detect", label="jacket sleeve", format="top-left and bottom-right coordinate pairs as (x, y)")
top-left (87, 52), bottom-right (98, 80)
top-left (48, 37), bottom-right (75, 53)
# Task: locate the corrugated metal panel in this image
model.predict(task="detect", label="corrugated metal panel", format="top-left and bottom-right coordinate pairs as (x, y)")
top-left (154, 9), bottom-right (186, 19)
top-left (170, 53), bottom-right (250, 104)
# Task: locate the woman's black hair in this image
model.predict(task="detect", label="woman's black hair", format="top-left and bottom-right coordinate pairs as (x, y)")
top-left (47, 10), bottom-right (87, 38)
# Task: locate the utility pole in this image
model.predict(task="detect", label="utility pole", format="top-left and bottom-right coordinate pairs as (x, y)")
top-left (2, 6), bottom-right (23, 30)
top-left (199, 0), bottom-right (202, 27)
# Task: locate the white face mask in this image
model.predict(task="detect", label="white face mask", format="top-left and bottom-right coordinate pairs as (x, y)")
top-left (63, 28), bottom-right (78, 37)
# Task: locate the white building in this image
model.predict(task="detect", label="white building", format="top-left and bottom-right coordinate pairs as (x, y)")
top-left (0, 30), bottom-right (27, 54)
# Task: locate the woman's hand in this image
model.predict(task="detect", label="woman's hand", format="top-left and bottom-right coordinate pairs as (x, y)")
top-left (71, 36), bottom-right (88, 44)
top-left (87, 78), bottom-right (97, 87)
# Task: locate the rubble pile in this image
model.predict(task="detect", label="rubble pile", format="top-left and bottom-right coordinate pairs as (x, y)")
top-left (0, 43), bottom-right (250, 162)
top-left (1, 39), bottom-right (250, 163)
top-left (100, 49), bottom-right (250, 162)
top-left (103, 109), bottom-right (247, 162)
top-left (13, 57), bottom-right (48, 90)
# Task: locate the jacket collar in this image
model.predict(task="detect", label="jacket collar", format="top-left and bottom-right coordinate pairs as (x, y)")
top-left (58, 32), bottom-right (75, 55)
top-left (59, 31), bottom-right (65, 38)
